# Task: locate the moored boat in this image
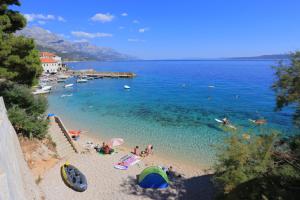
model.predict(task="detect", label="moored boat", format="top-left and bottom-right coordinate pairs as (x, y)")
top-left (124, 85), bottom-right (130, 89)
top-left (64, 84), bottom-right (74, 88)
top-left (57, 75), bottom-right (69, 79)
top-left (41, 85), bottom-right (52, 91)
top-left (77, 78), bottom-right (88, 83)
top-left (32, 90), bottom-right (50, 95)
top-left (57, 79), bottom-right (66, 83)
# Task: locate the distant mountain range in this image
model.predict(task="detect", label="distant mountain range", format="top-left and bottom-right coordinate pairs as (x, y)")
top-left (15, 26), bottom-right (290, 61)
top-left (228, 54), bottom-right (290, 60)
top-left (16, 26), bottom-right (132, 61)
top-left (161, 54), bottom-right (290, 61)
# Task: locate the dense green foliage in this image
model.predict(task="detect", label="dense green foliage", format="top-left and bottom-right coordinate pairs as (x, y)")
top-left (273, 51), bottom-right (300, 126)
top-left (0, 82), bottom-right (48, 138)
top-left (223, 175), bottom-right (300, 200)
top-left (213, 133), bottom-right (300, 199)
top-left (0, 0), bottom-right (42, 86)
top-left (213, 133), bottom-right (277, 193)
top-left (0, 1), bottom-right (47, 139)
top-left (8, 105), bottom-right (48, 139)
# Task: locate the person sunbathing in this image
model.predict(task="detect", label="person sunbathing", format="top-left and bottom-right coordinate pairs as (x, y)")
top-left (103, 145), bottom-right (110, 154)
top-left (146, 144), bottom-right (154, 155)
top-left (132, 146), bottom-right (139, 155)
top-left (140, 149), bottom-right (147, 157)
top-left (98, 142), bottom-right (112, 154)
top-left (166, 166), bottom-right (182, 178)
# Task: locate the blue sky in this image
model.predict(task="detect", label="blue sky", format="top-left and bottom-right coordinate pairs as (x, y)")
top-left (15, 0), bottom-right (300, 59)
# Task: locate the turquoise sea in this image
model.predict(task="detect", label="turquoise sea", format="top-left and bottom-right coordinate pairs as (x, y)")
top-left (48, 60), bottom-right (297, 167)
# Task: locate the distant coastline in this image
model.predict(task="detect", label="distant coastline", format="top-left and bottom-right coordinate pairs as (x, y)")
top-left (101, 54), bottom-right (290, 62)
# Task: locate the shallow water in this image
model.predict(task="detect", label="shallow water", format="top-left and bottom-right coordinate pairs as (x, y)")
top-left (48, 60), bottom-right (297, 167)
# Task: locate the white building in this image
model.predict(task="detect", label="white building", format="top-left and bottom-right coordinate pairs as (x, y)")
top-left (40, 52), bottom-right (63, 73)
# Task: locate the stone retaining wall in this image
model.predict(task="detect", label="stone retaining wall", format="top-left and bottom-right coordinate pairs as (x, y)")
top-left (0, 97), bottom-right (41, 200)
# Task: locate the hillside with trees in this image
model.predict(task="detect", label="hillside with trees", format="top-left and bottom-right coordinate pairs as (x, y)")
top-left (0, 0), bottom-right (48, 139)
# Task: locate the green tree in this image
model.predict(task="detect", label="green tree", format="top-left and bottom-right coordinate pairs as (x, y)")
top-left (8, 105), bottom-right (48, 139)
top-left (272, 51), bottom-right (300, 126)
top-left (0, 81), bottom-right (47, 115)
top-left (0, 82), bottom-right (48, 138)
top-left (213, 133), bottom-right (277, 193)
top-left (0, 0), bottom-right (42, 86)
top-left (213, 132), bottom-right (300, 199)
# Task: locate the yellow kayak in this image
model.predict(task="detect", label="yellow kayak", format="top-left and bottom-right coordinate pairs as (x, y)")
top-left (61, 162), bottom-right (87, 192)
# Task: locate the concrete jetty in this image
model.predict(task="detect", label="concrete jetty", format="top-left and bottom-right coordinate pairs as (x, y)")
top-left (65, 69), bottom-right (136, 78)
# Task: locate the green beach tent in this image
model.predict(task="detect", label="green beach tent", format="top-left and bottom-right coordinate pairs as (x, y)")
top-left (138, 166), bottom-right (169, 189)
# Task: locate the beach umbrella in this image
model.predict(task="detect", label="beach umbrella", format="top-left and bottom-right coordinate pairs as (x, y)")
top-left (108, 138), bottom-right (124, 147)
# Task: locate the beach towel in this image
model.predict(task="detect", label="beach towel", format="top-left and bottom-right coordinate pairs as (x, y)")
top-left (114, 154), bottom-right (141, 170)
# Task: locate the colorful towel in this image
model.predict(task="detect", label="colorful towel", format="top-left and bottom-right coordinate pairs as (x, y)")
top-left (116, 154), bottom-right (141, 168)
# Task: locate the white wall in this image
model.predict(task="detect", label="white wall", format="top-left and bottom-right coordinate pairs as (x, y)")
top-left (0, 97), bottom-right (41, 200)
top-left (42, 63), bottom-right (60, 73)
top-left (53, 56), bottom-right (62, 62)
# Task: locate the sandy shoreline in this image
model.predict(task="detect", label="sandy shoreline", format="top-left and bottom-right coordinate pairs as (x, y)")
top-left (79, 132), bottom-right (210, 177)
top-left (38, 118), bottom-right (215, 200)
top-left (58, 114), bottom-right (212, 172)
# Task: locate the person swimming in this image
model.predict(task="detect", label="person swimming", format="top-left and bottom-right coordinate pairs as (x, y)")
top-left (222, 117), bottom-right (230, 125)
top-left (249, 119), bottom-right (267, 125)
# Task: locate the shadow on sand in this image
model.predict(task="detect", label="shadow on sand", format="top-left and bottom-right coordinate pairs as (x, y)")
top-left (120, 174), bottom-right (215, 200)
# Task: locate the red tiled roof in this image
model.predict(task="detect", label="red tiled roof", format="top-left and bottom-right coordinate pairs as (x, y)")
top-left (40, 58), bottom-right (57, 63)
top-left (40, 52), bottom-right (56, 57)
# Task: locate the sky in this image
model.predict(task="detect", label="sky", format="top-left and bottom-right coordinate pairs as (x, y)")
top-left (14, 0), bottom-right (300, 59)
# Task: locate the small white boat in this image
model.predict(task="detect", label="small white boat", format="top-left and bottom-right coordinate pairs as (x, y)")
top-left (41, 85), bottom-right (52, 91)
top-left (57, 75), bottom-right (69, 79)
top-left (124, 85), bottom-right (130, 89)
top-left (61, 94), bottom-right (73, 97)
top-left (64, 84), bottom-right (74, 88)
top-left (57, 79), bottom-right (66, 83)
top-left (32, 90), bottom-right (50, 95)
top-left (77, 78), bottom-right (88, 83)
top-left (215, 118), bottom-right (223, 123)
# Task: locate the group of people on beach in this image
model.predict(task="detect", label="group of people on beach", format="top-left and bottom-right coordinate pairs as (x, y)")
top-left (94, 142), bottom-right (114, 154)
top-left (132, 144), bottom-right (154, 157)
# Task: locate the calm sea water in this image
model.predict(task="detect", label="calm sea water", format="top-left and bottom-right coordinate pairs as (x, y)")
top-left (47, 60), bottom-right (297, 167)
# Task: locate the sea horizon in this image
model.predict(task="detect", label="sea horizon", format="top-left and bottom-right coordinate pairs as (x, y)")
top-left (65, 57), bottom-right (289, 63)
